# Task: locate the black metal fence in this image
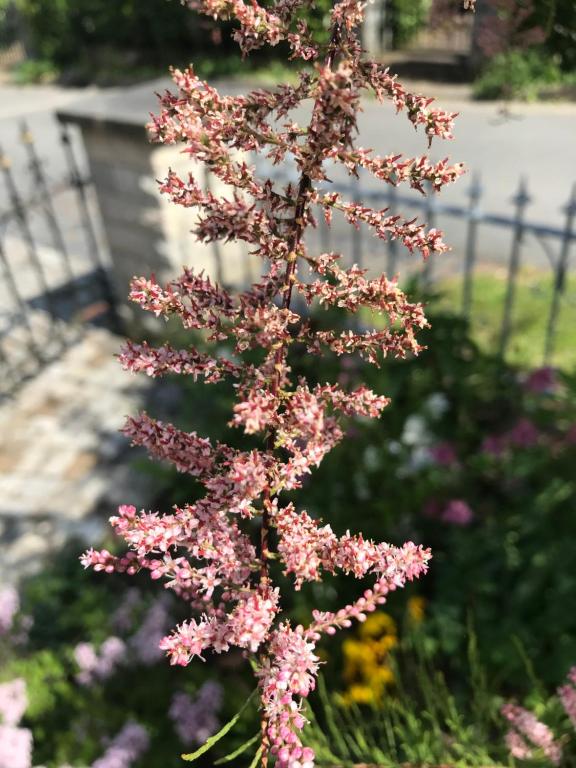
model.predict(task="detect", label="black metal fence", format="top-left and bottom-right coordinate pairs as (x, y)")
top-left (1, 125), bottom-right (574, 400)
top-left (0, 123), bottom-right (119, 399)
top-left (254, 159), bottom-right (576, 367)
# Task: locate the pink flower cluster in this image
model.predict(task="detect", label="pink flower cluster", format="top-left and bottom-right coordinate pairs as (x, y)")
top-left (502, 703), bottom-right (563, 765)
top-left (523, 366), bottom-right (559, 395)
top-left (82, 0), bottom-right (475, 763)
top-left (481, 417), bottom-right (541, 457)
top-left (0, 679), bottom-right (31, 768)
top-left (169, 681), bottom-right (223, 745)
top-left (0, 586), bottom-right (18, 635)
top-left (559, 666), bottom-right (576, 730)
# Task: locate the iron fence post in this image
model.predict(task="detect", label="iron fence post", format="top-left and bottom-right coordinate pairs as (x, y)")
top-left (499, 178), bottom-right (531, 360)
top-left (462, 173), bottom-right (482, 318)
top-left (543, 183), bottom-right (576, 364)
top-left (59, 122), bottom-right (121, 331)
top-left (386, 183), bottom-right (399, 276)
top-left (0, 237), bottom-right (43, 364)
top-left (422, 181), bottom-right (437, 287)
top-left (20, 121), bottom-right (86, 320)
top-left (351, 176), bottom-right (363, 269)
top-left (0, 144), bottom-right (65, 344)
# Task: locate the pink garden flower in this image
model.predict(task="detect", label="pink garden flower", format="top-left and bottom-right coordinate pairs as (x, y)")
top-left (0, 725), bottom-right (32, 768)
top-left (523, 366), bottom-right (558, 395)
top-left (429, 441), bottom-right (458, 467)
top-left (0, 586), bottom-right (18, 635)
top-left (441, 499), bottom-right (474, 526)
top-left (0, 679), bottom-right (27, 727)
top-left (81, 0), bottom-right (475, 763)
top-left (559, 666), bottom-right (576, 729)
top-left (502, 703), bottom-right (562, 765)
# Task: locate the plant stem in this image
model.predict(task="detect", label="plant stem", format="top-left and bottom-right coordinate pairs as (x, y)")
top-left (258, 20), bottom-right (343, 766)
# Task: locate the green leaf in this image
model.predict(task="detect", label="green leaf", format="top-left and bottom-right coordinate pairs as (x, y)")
top-left (214, 733), bottom-right (260, 764)
top-left (182, 689), bottom-right (256, 762)
top-left (248, 745), bottom-right (263, 768)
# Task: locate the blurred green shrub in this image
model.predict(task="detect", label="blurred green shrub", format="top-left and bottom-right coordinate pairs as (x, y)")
top-left (12, 0), bottom-right (331, 83)
top-left (389, 0), bottom-right (430, 47)
top-left (13, 0), bottom-right (239, 82)
top-left (0, 542), bottom-right (255, 766)
top-left (153, 302), bottom-right (576, 693)
top-left (474, 48), bottom-right (574, 100)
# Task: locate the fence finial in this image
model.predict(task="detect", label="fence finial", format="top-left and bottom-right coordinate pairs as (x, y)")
top-left (462, 172), bottom-right (483, 317)
top-left (499, 177), bottom-right (532, 359)
top-left (543, 182), bottom-right (576, 363)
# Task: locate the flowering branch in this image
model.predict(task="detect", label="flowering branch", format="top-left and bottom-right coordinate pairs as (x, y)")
top-left (83, 1), bottom-right (473, 765)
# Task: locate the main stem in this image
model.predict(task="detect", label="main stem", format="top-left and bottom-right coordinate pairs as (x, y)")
top-left (258, 21), bottom-right (342, 767)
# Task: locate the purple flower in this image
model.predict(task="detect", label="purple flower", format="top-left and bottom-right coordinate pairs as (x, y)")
top-left (481, 434), bottom-right (507, 457)
top-left (523, 367), bottom-right (558, 395)
top-left (74, 637), bottom-right (126, 686)
top-left (441, 499), bottom-right (474, 526)
top-left (429, 441), bottom-right (458, 467)
top-left (92, 722), bottom-right (149, 768)
top-left (422, 499), bottom-right (442, 519)
top-left (169, 682), bottom-right (223, 746)
top-left (507, 418), bottom-right (539, 448)
top-left (129, 595), bottom-right (171, 665)
top-left (112, 589), bottom-right (142, 633)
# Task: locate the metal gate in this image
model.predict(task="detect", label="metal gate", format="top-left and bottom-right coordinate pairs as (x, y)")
top-left (0, 123), bottom-right (119, 399)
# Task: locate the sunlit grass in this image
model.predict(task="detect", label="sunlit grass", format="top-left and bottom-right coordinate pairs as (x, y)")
top-left (434, 268), bottom-right (576, 371)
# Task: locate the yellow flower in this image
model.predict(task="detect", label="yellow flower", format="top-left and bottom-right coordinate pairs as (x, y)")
top-left (370, 665), bottom-right (395, 687)
top-left (358, 612), bottom-right (397, 640)
top-left (371, 635), bottom-right (398, 655)
top-left (407, 596), bottom-right (426, 623)
top-left (341, 611), bottom-right (398, 706)
top-left (347, 683), bottom-right (377, 705)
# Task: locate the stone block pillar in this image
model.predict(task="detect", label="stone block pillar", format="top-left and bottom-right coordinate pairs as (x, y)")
top-left (58, 78), bottom-right (255, 325)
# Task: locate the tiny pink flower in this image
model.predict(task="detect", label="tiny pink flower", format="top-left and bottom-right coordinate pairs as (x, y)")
top-left (523, 366), bottom-right (558, 395)
top-left (507, 418), bottom-right (539, 448)
top-left (441, 499), bottom-right (474, 526)
top-left (429, 441), bottom-right (458, 467)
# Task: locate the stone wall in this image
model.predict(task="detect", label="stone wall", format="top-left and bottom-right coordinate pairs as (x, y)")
top-left (58, 80), bottom-right (260, 327)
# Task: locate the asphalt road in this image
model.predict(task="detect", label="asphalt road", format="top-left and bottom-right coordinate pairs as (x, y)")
top-left (1, 79), bottom-right (575, 279)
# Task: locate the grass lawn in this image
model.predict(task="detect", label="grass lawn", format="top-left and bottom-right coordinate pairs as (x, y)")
top-left (433, 268), bottom-right (576, 371)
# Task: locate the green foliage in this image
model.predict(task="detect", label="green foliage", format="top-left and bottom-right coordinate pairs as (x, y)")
top-left (2, 541), bottom-right (256, 767)
top-left (305, 661), bottom-right (501, 768)
top-left (304, 633), bottom-right (576, 768)
top-left (13, 0), bottom-right (237, 82)
top-left (389, 0), bottom-right (430, 48)
top-left (155, 299), bottom-right (576, 695)
top-left (474, 48), bottom-right (575, 101)
top-left (537, 0), bottom-right (576, 71)
top-left (181, 690), bottom-right (256, 762)
top-left (10, 57), bottom-right (59, 83)
top-left (292, 309), bottom-right (576, 690)
top-left (436, 272), bottom-right (576, 370)
top-left (12, 0), bottom-right (329, 83)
